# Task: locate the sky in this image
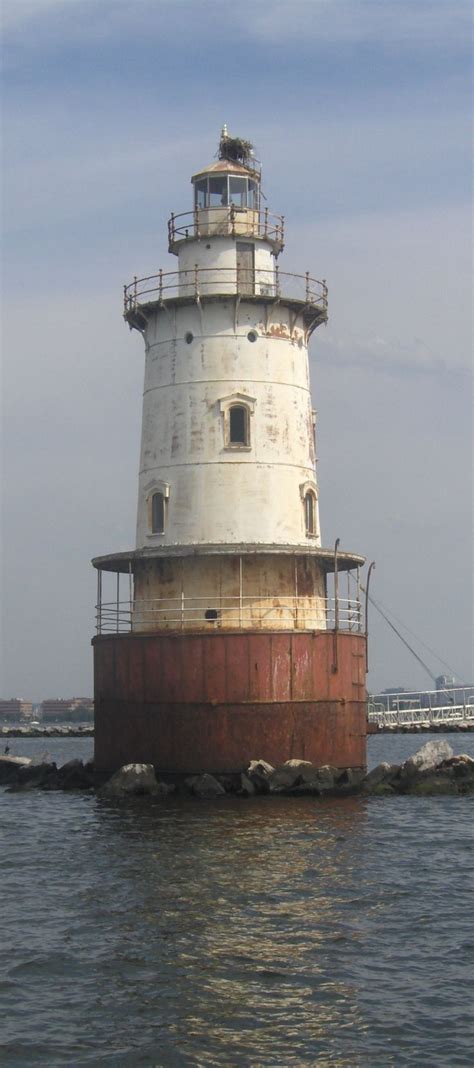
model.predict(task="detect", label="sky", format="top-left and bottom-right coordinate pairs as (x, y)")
top-left (1, 0), bottom-right (472, 700)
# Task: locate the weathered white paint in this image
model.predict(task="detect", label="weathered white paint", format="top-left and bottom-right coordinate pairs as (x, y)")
top-left (130, 149), bottom-right (326, 630)
top-left (177, 236), bottom-right (275, 296)
top-left (132, 554), bottom-right (327, 632)
top-left (136, 295), bottom-right (320, 548)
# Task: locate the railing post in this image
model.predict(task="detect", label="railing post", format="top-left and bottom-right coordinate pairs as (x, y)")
top-left (332, 538), bottom-right (340, 673)
top-left (194, 207), bottom-right (200, 239)
top-left (275, 264), bottom-right (280, 299)
top-left (322, 278), bottom-right (328, 308)
top-left (133, 275), bottom-right (137, 306)
top-left (116, 572), bottom-right (120, 633)
top-left (294, 556), bottom-right (298, 628)
top-left (123, 284), bottom-right (127, 313)
top-left (128, 561), bottom-right (133, 632)
top-left (239, 555), bottom-right (243, 627)
top-left (264, 207), bottom-right (268, 236)
top-left (281, 215), bottom-right (285, 244)
top-left (334, 538), bottom-right (340, 631)
top-left (305, 271), bottom-right (310, 303)
top-left (194, 264), bottom-right (199, 299)
top-left (97, 569), bottom-right (102, 634)
top-left (230, 205), bottom-right (236, 237)
top-left (364, 561), bottom-right (376, 673)
top-left (180, 558), bottom-right (185, 631)
top-left (356, 565), bottom-right (361, 630)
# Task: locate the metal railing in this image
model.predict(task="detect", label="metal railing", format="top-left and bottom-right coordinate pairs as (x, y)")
top-left (124, 267), bottom-right (328, 315)
top-left (368, 688), bottom-right (474, 726)
top-left (167, 206), bottom-right (285, 248)
top-left (96, 594), bottom-right (362, 635)
top-left (368, 704), bottom-right (474, 727)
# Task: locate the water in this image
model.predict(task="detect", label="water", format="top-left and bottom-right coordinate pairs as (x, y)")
top-left (1, 735), bottom-right (473, 1067)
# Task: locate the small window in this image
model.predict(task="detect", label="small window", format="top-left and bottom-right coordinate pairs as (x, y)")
top-left (229, 405), bottom-right (248, 446)
top-left (247, 330), bottom-right (258, 343)
top-left (185, 331), bottom-right (193, 344)
top-left (151, 492), bottom-right (165, 534)
top-left (220, 393), bottom-right (255, 450)
top-left (304, 491), bottom-right (316, 536)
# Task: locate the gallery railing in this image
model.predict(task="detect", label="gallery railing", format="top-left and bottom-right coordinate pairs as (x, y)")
top-left (123, 267), bottom-right (328, 314)
top-left (167, 206), bottom-right (285, 248)
top-left (96, 594), bottom-right (362, 635)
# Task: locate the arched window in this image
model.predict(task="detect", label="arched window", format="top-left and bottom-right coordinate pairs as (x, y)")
top-left (229, 404), bottom-right (248, 446)
top-left (151, 492), bottom-right (165, 534)
top-left (304, 491), bottom-right (316, 536)
top-left (220, 392), bottom-right (255, 450)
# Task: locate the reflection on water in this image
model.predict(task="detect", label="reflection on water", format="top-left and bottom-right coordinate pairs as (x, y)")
top-left (91, 798), bottom-right (368, 1066)
top-left (1, 786), bottom-right (473, 1067)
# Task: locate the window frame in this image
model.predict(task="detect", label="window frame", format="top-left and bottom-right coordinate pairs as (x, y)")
top-left (300, 481), bottom-right (319, 539)
top-left (219, 392), bottom-right (256, 452)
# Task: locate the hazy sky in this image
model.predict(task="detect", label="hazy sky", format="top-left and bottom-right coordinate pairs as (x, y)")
top-left (1, 0), bottom-right (472, 700)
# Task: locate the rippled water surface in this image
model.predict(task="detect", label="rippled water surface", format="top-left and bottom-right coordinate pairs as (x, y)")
top-left (1, 735), bottom-right (473, 1066)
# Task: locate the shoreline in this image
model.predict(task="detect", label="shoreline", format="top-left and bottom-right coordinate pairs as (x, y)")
top-left (2, 723), bottom-right (474, 739)
top-left (0, 725), bottom-right (94, 738)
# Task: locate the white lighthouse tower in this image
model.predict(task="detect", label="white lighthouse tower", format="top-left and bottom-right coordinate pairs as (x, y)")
top-left (93, 130), bottom-right (367, 774)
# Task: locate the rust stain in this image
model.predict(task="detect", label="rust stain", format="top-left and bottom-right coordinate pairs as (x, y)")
top-left (93, 631), bottom-right (367, 773)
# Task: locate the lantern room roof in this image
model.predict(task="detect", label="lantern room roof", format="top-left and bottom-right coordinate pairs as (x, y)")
top-left (191, 158), bottom-right (260, 182)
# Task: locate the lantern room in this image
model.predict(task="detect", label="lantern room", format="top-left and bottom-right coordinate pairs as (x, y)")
top-left (168, 127), bottom-right (284, 254)
top-left (193, 164), bottom-right (260, 212)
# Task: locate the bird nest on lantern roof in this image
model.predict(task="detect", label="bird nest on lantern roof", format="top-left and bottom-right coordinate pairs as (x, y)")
top-left (218, 134), bottom-right (254, 167)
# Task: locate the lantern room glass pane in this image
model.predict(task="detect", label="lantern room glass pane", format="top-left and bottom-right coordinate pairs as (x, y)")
top-left (209, 177), bottom-right (227, 206)
top-left (229, 177), bottom-right (247, 208)
top-left (248, 181), bottom-right (258, 209)
top-left (195, 179), bottom-right (207, 209)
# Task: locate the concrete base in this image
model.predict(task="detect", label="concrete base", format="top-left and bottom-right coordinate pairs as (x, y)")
top-left (93, 629), bottom-right (367, 774)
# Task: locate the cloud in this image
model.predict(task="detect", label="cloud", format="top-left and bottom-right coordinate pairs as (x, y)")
top-left (4, 0), bottom-right (470, 50)
top-left (248, 0), bottom-right (471, 47)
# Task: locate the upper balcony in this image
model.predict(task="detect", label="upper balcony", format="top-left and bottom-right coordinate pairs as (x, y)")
top-left (123, 266), bottom-right (328, 335)
top-left (168, 206), bottom-right (285, 255)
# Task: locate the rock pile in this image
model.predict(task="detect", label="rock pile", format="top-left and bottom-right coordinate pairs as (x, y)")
top-left (0, 725), bottom-right (94, 738)
top-left (99, 763), bottom-right (176, 798)
top-left (363, 740), bottom-right (474, 796)
top-left (0, 740), bottom-right (473, 798)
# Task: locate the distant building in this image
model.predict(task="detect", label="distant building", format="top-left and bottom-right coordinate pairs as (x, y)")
top-left (40, 698), bottom-right (94, 724)
top-left (0, 698), bottom-right (33, 722)
top-left (371, 684), bottom-right (474, 711)
top-left (434, 678), bottom-right (474, 706)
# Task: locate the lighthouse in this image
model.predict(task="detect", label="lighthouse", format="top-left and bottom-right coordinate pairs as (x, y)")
top-left (92, 129), bottom-right (368, 774)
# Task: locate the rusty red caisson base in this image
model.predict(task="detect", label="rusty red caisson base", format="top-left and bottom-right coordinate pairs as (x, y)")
top-left (92, 131), bottom-right (369, 775)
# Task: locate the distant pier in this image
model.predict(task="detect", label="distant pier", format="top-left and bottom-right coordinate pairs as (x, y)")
top-left (368, 688), bottom-right (474, 732)
top-left (0, 725), bottom-right (94, 738)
